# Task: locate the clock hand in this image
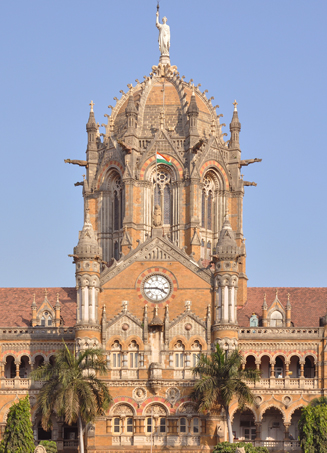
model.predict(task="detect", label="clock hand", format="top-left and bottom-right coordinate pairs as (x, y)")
top-left (147, 287), bottom-right (167, 294)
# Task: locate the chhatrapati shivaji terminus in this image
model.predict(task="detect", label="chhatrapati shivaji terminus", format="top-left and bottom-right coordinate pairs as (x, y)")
top-left (0, 6), bottom-right (326, 453)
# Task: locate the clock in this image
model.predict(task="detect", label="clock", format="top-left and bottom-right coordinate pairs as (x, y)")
top-left (143, 274), bottom-right (171, 302)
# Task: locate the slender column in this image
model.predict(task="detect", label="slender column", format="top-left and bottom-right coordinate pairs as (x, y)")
top-left (284, 422), bottom-right (291, 441)
top-left (255, 422), bottom-right (262, 441)
top-left (300, 362), bottom-right (304, 377)
top-left (270, 362), bottom-right (275, 378)
top-left (228, 286), bottom-right (233, 323)
top-left (15, 361), bottom-right (20, 378)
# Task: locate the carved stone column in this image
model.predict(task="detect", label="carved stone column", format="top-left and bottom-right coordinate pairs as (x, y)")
top-left (15, 361), bottom-right (20, 378)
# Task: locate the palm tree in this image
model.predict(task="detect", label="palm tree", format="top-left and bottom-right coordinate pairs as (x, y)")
top-left (191, 343), bottom-right (260, 443)
top-left (31, 343), bottom-right (111, 453)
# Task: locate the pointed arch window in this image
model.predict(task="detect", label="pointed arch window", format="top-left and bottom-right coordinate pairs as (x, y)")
top-left (152, 166), bottom-right (172, 226)
top-left (113, 176), bottom-right (123, 231)
top-left (202, 175), bottom-right (215, 231)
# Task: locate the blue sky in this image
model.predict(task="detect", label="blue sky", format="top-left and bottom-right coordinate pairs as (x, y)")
top-left (0, 1), bottom-right (326, 288)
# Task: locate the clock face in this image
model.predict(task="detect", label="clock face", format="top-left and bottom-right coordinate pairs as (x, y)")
top-left (143, 274), bottom-right (171, 302)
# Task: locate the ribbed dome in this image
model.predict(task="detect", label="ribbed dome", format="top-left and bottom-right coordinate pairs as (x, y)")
top-left (109, 63), bottom-right (225, 143)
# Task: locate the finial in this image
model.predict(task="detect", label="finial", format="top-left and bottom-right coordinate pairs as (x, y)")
top-left (225, 205), bottom-right (229, 220)
top-left (103, 304), bottom-right (106, 313)
top-left (264, 293), bottom-right (266, 302)
top-left (192, 83), bottom-right (195, 96)
top-left (275, 288), bottom-right (278, 297)
top-left (185, 300), bottom-right (191, 311)
top-left (144, 304), bottom-right (148, 315)
top-left (122, 300), bottom-right (128, 312)
top-left (56, 293), bottom-right (59, 302)
top-left (32, 294), bottom-right (36, 307)
top-left (89, 100), bottom-right (94, 113)
top-left (287, 292), bottom-right (290, 301)
top-left (233, 100), bottom-right (238, 112)
top-left (44, 288), bottom-right (48, 298)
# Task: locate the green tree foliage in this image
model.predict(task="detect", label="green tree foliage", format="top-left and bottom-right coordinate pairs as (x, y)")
top-left (31, 343), bottom-right (112, 453)
top-left (214, 441), bottom-right (269, 453)
top-left (40, 440), bottom-right (58, 453)
top-left (299, 404), bottom-right (327, 452)
top-left (310, 396), bottom-right (327, 407)
top-left (0, 396), bottom-right (35, 453)
top-left (191, 344), bottom-right (260, 443)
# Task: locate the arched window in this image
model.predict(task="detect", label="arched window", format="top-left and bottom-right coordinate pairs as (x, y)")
top-left (270, 311), bottom-right (283, 327)
top-left (152, 166), bottom-right (172, 226)
top-left (192, 417), bottom-right (200, 434)
top-left (113, 175), bottom-right (123, 231)
top-left (128, 341), bottom-right (139, 368)
top-left (191, 340), bottom-right (202, 367)
top-left (111, 341), bottom-right (122, 368)
top-left (40, 311), bottom-right (52, 327)
top-left (201, 175), bottom-right (215, 231)
top-left (179, 417), bottom-right (187, 433)
top-left (174, 341), bottom-right (185, 368)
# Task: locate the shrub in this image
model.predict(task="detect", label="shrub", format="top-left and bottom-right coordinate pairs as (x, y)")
top-left (299, 404), bottom-right (327, 452)
top-left (0, 396), bottom-right (35, 453)
top-left (214, 441), bottom-right (269, 453)
top-left (39, 440), bottom-right (58, 453)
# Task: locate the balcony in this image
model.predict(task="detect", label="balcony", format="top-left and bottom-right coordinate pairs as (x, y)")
top-left (239, 327), bottom-right (321, 340)
top-left (244, 377), bottom-right (318, 390)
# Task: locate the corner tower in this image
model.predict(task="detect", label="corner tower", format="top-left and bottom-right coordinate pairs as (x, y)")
top-left (72, 208), bottom-right (102, 351)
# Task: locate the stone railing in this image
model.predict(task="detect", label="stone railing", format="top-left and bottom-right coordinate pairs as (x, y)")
top-left (0, 327), bottom-right (75, 340)
top-left (124, 435), bottom-right (200, 447)
top-left (63, 440), bottom-right (78, 447)
top-left (242, 439), bottom-right (300, 451)
top-left (239, 327), bottom-right (321, 339)
top-left (174, 369), bottom-right (195, 380)
top-left (111, 369), bottom-right (139, 379)
top-left (1, 378), bottom-right (45, 390)
top-left (244, 377), bottom-right (318, 390)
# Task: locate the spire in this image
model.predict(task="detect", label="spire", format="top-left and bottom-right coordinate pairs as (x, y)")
top-left (229, 100), bottom-right (241, 149)
top-left (262, 293), bottom-right (268, 310)
top-left (187, 87), bottom-right (199, 141)
top-left (215, 206), bottom-right (243, 260)
top-left (286, 293), bottom-right (291, 310)
top-left (73, 208), bottom-right (102, 260)
top-left (87, 100), bottom-right (97, 128)
top-left (86, 100), bottom-right (99, 182)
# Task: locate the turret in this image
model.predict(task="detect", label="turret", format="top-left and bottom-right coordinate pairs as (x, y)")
top-left (212, 210), bottom-right (244, 349)
top-left (229, 100), bottom-right (241, 150)
top-left (86, 101), bottom-right (98, 182)
top-left (125, 92), bottom-right (138, 131)
top-left (73, 208), bottom-right (102, 330)
top-left (187, 86), bottom-right (199, 147)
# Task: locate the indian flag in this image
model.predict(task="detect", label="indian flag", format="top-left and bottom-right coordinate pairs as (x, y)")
top-left (156, 152), bottom-right (173, 165)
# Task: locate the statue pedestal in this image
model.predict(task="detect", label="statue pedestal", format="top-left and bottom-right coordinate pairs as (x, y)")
top-left (152, 227), bottom-right (163, 238)
top-left (159, 55), bottom-right (170, 66)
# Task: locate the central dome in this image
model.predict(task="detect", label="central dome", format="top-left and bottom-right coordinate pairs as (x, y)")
top-left (109, 63), bottom-right (226, 144)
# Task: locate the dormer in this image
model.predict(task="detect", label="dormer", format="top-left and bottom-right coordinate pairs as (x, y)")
top-left (266, 290), bottom-right (286, 327)
top-left (31, 290), bottom-right (61, 328)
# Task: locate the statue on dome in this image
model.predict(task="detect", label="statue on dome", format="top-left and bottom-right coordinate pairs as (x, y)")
top-left (156, 10), bottom-right (170, 57)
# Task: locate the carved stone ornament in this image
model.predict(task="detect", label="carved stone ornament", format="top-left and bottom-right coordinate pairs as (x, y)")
top-left (34, 447), bottom-right (47, 453)
top-left (145, 404), bottom-right (166, 416)
top-left (254, 396), bottom-right (262, 407)
top-left (152, 204), bottom-right (162, 227)
top-left (113, 404), bottom-right (133, 416)
top-left (178, 402), bottom-right (196, 414)
top-left (283, 395), bottom-right (292, 407)
top-left (133, 387), bottom-right (147, 401)
top-left (166, 387), bottom-right (180, 403)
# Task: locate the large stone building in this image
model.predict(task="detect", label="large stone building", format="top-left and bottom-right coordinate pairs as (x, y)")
top-left (0, 12), bottom-right (326, 453)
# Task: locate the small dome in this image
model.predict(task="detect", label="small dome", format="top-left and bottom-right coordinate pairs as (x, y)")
top-left (74, 211), bottom-right (102, 260)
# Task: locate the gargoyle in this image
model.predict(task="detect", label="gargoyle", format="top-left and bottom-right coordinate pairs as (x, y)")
top-left (239, 158), bottom-right (262, 167)
top-left (74, 182), bottom-right (83, 187)
top-left (243, 181), bottom-right (257, 187)
top-left (64, 159), bottom-right (88, 168)
top-left (192, 138), bottom-right (206, 154)
top-left (117, 140), bottom-right (132, 154)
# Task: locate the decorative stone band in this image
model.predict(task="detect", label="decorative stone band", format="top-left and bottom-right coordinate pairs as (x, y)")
top-left (140, 154), bottom-right (183, 180)
top-left (199, 160), bottom-right (230, 190)
top-left (135, 267), bottom-right (178, 307)
top-left (110, 395), bottom-right (194, 416)
top-left (96, 160), bottom-right (124, 190)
